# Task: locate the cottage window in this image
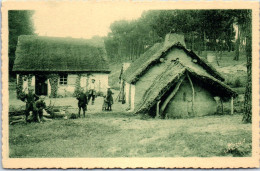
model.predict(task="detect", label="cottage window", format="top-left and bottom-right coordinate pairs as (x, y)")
top-left (59, 74), bottom-right (68, 85)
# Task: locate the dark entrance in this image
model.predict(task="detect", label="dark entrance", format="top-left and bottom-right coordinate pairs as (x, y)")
top-left (35, 75), bottom-right (48, 96)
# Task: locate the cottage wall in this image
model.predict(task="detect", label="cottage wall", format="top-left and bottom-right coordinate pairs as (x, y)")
top-left (91, 73), bottom-right (109, 94)
top-left (17, 73), bottom-right (109, 97)
top-left (130, 84), bottom-right (135, 110)
top-left (57, 74), bottom-right (77, 97)
top-left (125, 82), bottom-right (130, 105)
top-left (56, 73), bottom-right (108, 97)
top-left (164, 79), bottom-right (217, 118)
top-left (47, 79), bottom-right (51, 96)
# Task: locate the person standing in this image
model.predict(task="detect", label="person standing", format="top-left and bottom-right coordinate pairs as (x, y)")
top-left (35, 96), bottom-right (46, 122)
top-left (77, 88), bottom-right (88, 118)
top-left (88, 79), bottom-right (96, 105)
top-left (106, 86), bottom-right (114, 111)
top-left (21, 88), bottom-right (39, 122)
top-left (22, 75), bottom-right (28, 94)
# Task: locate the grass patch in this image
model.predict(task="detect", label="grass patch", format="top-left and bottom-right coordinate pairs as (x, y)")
top-left (9, 114), bottom-right (251, 158)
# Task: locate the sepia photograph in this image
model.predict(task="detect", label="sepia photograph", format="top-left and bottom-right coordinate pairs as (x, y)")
top-left (2, 1), bottom-right (259, 169)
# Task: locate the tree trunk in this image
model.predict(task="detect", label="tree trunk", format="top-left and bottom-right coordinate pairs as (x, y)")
top-left (220, 98), bottom-right (224, 115)
top-left (243, 26), bottom-right (252, 123)
top-left (234, 24), bottom-right (240, 61)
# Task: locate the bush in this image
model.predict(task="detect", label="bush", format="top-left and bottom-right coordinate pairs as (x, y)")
top-left (234, 78), bottom-right (242, 88)
top-left (224, 139), bottom-right (251, 157)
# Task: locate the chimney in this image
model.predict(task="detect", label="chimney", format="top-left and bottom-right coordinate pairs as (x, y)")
top-left (164, 33), bottom-right (186, 48)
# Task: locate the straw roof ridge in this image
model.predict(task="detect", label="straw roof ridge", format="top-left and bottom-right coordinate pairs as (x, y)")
top-left (122, 42), bottom-right (185, 84)
top-left (122, 41), bottom-right (224, 84)
top-left (13, 35), bottom-right (110, 72)
top-left (122, 43), bottom-right (164, 83)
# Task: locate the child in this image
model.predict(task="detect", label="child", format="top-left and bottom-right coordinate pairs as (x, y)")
top-left (76, 88), bottom-right (88, 118)
top-left (102, 95), bottom-right (108, 111)
top-left (106, 86), bottom-right (114, 111)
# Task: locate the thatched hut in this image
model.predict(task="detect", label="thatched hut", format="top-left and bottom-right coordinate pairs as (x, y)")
top-left (121, 33), bottom-right (237, 118)
top-left (13, 35), bottom-right (110, 97)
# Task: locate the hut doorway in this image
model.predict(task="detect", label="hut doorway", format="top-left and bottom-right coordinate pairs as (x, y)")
top-left (35, 75), bottom-right (48, 96)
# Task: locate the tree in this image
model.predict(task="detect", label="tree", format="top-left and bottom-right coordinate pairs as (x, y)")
top-left (233, 10), bottom-right (250, 61)
top-left (8, 10), bottom-right (35, 78)
top-left (243, 10), bottom-right (252, 123)
top-left (104, 10), bottom-right (243, 63)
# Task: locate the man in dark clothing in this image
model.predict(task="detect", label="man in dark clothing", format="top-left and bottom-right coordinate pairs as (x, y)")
top-left (77, 88), bottom-right (88, 118)
top-left (35, 96), bottom-right (46, 122)
top-left (21, 88), bottom-right (39, 122)
top-left (106, 87), bottom-right (114, 111)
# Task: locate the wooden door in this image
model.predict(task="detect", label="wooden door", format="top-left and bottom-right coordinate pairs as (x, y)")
top-left (35, 75), bottom-right (48, 95)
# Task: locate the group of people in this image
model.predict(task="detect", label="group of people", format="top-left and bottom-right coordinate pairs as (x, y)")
top-left (20, 78), bottom-right (113, 122)
top-left (20, 88), bottom-right (46, 123)
top-left (76, 79), bottom-right (114, 118)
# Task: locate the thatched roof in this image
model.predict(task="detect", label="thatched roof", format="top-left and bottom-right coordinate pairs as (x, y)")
top-left (122, 38), bottom-right (224, 83)
top-left (136, 61), bottom-right (237, 114)
top-left (13, 35), bottom-right (110, 73)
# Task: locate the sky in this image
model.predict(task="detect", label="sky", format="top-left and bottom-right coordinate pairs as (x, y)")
top-left (33, 2), bottom-right (147, 39)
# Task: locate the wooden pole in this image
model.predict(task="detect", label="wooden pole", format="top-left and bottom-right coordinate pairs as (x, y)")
top-left (156, 100), bottom-right (161, 118)
top-left (220, 98), bottom-right (224, 115)
top-left (186, 72), bottom-right (195, 116)
top-left (231, 96), bottom-right (234, 115)
top-left (129, 84), bottom-right (132, 110)
top-left (160, 75), bottom-right (185, 115)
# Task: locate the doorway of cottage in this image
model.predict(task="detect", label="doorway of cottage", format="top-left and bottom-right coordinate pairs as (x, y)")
top-left (35, 75), bottom-right (48, 96)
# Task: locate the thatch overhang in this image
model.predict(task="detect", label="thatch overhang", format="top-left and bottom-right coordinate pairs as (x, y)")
top-left (122, 42), bottom-right (225, 84)
top-left (135, 61), bottom-right (237, 114)
top-left (135, 62), bottom-right (186, 114)
top-left (13, 35), bottom-right (110, 73)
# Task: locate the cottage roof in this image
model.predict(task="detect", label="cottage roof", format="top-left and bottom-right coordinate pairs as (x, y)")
top-left (135, 61), bottom-right (237, 114)
top-left (122, 36), bottom-right (225, 83)
top-left (13, 35), bottom-right (110, 72)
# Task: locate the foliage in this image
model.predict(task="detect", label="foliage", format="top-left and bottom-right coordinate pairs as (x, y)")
top-left (234, 78), bottom-right (242, 88)
top-left (8, 10), bottom-right (35, 77)
top-left (104, 10), bottom-right (250, 62)
top-left (73, 74), bottom-right (81, 97)
top-left (16, 74), bottom-right (23, 99)
top-left (27, 74), bottom-right (32, 87)
top-left (224, 139), bottom-right (251, 157)
top-left (48, 74), bottom-right (59, 98)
